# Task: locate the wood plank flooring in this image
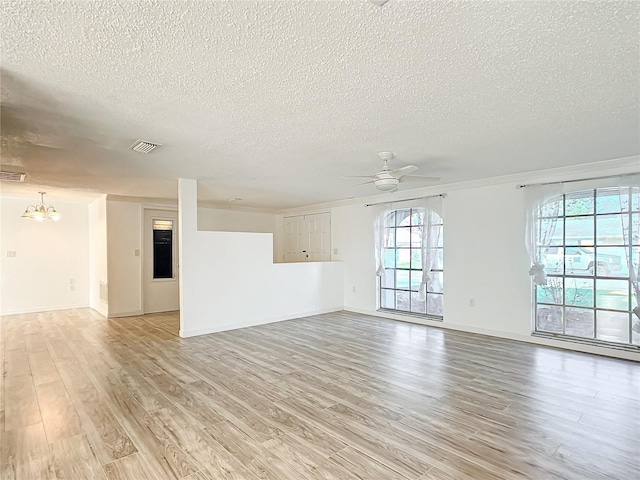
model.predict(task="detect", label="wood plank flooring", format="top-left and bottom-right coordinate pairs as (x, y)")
top-left (1, 308), bottom-right (639, 479)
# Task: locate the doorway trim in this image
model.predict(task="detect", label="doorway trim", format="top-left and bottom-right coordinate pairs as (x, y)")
top-left (141, 205), bottom-right (179, 314)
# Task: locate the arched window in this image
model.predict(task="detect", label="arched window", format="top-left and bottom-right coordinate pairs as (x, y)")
top-left (530, 186), bottom-right (639, 347)
top-left (377, 207), bottom-right (444, 318)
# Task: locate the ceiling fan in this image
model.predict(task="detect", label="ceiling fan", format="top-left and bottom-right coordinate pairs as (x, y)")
top-left (342, 152), bottom-right (440, 192)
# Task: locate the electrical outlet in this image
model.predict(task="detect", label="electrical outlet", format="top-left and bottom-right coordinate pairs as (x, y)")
top-left (352, 286), bottom-right (356, 293)
top-left (469, 298), bottom-right (475, 307)
top-left (333, 248), bottom-right (338, 255)
top-left (6, 251), bottom-right (16, 258)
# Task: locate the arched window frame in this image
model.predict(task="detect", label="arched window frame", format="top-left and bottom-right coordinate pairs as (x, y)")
top-left (375, 200), bottom-right (444, 319)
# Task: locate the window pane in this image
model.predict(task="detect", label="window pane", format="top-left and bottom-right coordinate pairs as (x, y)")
top-left (596, 188), bottom-right (626, 214)
top-left (396, 209), bottom-right (411, 226)
top-left (153, 227), bottom-right (173, 279)
top-left (396, 291), bottom-right (410, 312)
top-left (426, 293), bottom-right (443, 316)
top-left (633, 213), bottom-right (640, 245)
top-left (384, 228), bottom-right (395, 248)
top-left (541, 247), bottom-right (563, 274)
top-left (396, 249), bottom-right (410, 269)
top-left (596, 214), bottom-right (624, 246)
top-left (536, 305), bottom-right (563, 333)
top-left (410, 210), bottom-right (423, 226)
top-left (564, 278), bottom-right (593, 307)
top-left (596, 247), bottom-right (627, 277)
top-left (396, 227), bottom-right (411, 247)
top-left (410, 271), bottom-right (422, 291)
top-left (384, 249), bottom-right (396, 268)
top-left (537, 279), bottom-right (563, 305)
top-left (540, 195), bottom-right (563, 217)
top-left (410, 292), bottom-right (426, 313)
top-left (381, 269), bottom-right (395, 288)
top-left (386, 211), bottom-right (396, 227)
top-left (565, 191), bottom-right (594, 216)
top-left (564, 246), bottom-right (593, 275)
top-left (396, 270), bottom-right (409, 291)
top-left (410, 227), bottom-right (423, 248)
top-left (381, 289), bottom-right (395, 309)
top-left (632, 187), bottom-right (640, 212)
top-left (596, 310), bottom-right (630, 344)
top-left (596, 279), bottom-right (629, 311)
top-left (565, 307), bottom-right (594, 338)
top-left (565, 217), bottom-right (593, 246)
top-left (410, 248), bottom-right (422, 268)
top-left (539, 218), bottom-right (563, 246)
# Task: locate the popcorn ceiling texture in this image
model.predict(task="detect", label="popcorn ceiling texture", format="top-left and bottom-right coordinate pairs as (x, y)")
top-left (1, 1), bottom-right (638, 209)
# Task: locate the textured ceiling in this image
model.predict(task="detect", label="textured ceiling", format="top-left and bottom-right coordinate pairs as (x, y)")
top-left (1, 0), bottom-right (638, 210)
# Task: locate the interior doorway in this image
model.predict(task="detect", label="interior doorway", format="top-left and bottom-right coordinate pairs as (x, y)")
top-left (283, 212), bottom-right (331, 262)
top-left (143, 209), bottom-right (179, 314)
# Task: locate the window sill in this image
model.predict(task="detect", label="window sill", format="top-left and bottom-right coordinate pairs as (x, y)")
top-left (377, 308), bottom-right (443, 322)
top-left (532, 331), bottom-right (640, 353)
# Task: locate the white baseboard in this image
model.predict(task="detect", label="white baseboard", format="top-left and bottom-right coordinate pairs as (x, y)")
top-left (0, 303), bottom-right (89, 316)
top-left (108, 310), bottom-right (143, 319)
top-left (345, 307), bottom-right (640, 362)
top-left (179, 306), bottom-right (343, 338)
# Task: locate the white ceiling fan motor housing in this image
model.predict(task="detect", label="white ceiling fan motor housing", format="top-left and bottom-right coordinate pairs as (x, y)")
top-left (374, 173), bottom-right (399, 191)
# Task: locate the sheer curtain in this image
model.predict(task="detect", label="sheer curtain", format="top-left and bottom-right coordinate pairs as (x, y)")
top-left (524, 183), bottom-right (563, 285)
top-left (619, 186), bottom-right (640, 330)
top-left (419, 195), bottom-right (443, 297)
top-left (373, 202), bottom-right (393, 276)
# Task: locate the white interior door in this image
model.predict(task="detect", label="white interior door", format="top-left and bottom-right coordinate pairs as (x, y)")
top-left (283, 213), bottom-right (330, 262)
top-left (143, 209), bottom-right (179, 313)
top-left (306, 213), bottom-right (331, 261)
top-left (284, 217), bottom-right (304, 262)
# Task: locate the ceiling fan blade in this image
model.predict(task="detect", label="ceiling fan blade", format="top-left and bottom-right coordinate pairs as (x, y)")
top-left (400, 175), bottom-right (441, 183)
top-left (355, 180), bottom-right (376, 186)
top-left (341, 175), bottom-right (376, 180)
top-left (390, 165), bottom-right (418, 178)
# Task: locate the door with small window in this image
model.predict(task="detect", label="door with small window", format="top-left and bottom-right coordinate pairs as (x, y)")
top-left (143, 209), bottom-right (179, 313)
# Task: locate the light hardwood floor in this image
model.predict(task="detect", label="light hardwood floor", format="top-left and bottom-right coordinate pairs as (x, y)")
top-left (1, 309), bottom-right (639, 479)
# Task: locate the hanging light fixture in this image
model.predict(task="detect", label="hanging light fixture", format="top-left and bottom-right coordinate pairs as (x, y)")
top-left (21, 192), bottom-right (61, 221)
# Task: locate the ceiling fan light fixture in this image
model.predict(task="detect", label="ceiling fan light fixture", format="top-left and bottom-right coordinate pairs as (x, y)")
top-left (374, 178), bottom-right (399, 191)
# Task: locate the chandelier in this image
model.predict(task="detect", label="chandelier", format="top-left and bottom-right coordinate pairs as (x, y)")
top-left (21, 192), bottom-right (61, 221)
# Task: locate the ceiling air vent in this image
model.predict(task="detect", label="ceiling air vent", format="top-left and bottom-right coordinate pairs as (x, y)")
top-left (0, 171), bottom-right (26, 182)
top-left (129, 140), bottom-right (161, 154)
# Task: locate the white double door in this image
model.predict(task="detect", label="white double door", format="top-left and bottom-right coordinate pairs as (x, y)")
top-left (283, 212), bottom-right (331, 263)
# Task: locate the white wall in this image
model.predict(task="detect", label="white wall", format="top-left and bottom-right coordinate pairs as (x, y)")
top-left (88, 196), bottom-right (108, 317)
top-left (106, 200), bottom-right (143, 317)
top-left (317, 158), bottom-right (640, 361)
top-left (179, 179), bottom-right (344, 337)
top-left (198, 206), bottom-right (276, 234)
top-left (0, 196), bottom-right (90, 315)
